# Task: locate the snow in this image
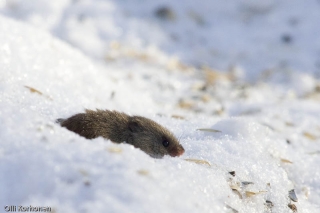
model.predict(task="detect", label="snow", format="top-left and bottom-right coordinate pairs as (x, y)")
top-left (0, 0), bottom-right (320, 212)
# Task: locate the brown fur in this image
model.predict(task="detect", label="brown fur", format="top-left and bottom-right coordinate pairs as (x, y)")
top-left (57, 109), bottom-right (184, 158)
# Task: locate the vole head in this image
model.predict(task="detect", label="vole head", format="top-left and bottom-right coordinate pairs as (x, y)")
top-left (127, 116), bottom-right (185, 158)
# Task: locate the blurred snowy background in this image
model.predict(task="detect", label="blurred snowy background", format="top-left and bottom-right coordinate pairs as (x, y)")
top-left (0, 0), bottom-right (320, 212)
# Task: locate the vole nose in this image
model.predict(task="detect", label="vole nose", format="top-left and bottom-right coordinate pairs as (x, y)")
top-left (169, 145), bottom-right (185, 157)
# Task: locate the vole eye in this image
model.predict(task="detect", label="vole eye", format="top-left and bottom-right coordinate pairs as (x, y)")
top-left (162, 140), bottom-right (169, 147)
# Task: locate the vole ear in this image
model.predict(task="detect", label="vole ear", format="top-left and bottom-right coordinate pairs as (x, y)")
top-left (128, 120), bottom-right (143, 132)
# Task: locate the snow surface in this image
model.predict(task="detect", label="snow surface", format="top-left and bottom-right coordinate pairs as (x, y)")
top-left (0, 1), bottom-right (320, 213)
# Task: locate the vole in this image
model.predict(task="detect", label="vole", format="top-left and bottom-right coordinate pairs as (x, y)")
top-left (57, 109), bottom-right (185, 158)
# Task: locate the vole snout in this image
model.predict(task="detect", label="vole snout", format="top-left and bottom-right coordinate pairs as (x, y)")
top-left (168, 144), bottom-right (185, 157)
